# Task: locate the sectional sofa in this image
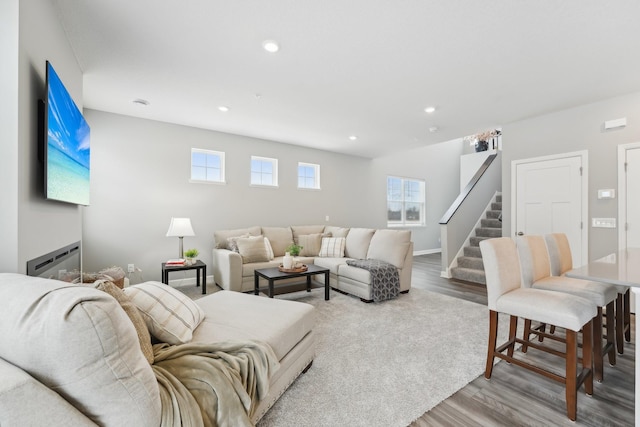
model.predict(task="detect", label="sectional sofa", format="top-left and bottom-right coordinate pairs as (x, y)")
top-left (0, 273), bottom-right (315, 425)
top-left (212, 225), bottom-right (414, 302)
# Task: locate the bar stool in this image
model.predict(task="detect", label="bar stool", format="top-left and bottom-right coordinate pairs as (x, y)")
top-left (480, 237), bottom-right (595, 421)
top-left (545, 233), bottom-right (631, 354)
top-left (516, 235), bottom-right (617, 382)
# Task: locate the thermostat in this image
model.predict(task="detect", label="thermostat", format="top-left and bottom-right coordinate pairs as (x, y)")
top-left (597, 189), bottom-right (615, 199)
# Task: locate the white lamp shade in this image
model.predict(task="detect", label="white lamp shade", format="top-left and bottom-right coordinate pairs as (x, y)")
top-left (166, 218), bottom-right (195, 237)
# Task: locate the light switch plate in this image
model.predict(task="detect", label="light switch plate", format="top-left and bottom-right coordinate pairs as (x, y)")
top-left (592, 218), bottom-right (616, 228)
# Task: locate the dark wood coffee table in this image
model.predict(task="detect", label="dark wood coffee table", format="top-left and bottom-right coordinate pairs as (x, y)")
top-left (254, 264), bottom-right (331, 300)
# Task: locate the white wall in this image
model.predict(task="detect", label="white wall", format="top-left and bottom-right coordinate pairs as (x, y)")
top-left (501, 91), bottom-right (640, 260)
top-left (0, 0), bottom-right (20, 272)
top-left (82, 110), bottom-right (376, 281)
top-left (0, 0), bottom-right (83, 274)
top-left (370, 138), bottom-right (464, 254)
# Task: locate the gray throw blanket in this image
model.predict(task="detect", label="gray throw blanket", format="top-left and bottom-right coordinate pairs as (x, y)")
top-left (152, 340), bottom-right (279, 427)
top-left (346, 259), bottom-right (400, 302)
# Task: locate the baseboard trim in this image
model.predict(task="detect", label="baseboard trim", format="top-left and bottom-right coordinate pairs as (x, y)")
top-left (413, 248), bottom-right (441, 256)
top-left (169, 274), bottom-right (215, 287)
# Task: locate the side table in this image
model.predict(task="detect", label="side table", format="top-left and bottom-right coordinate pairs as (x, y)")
top-left (161, 260), bottom-right (207, 294)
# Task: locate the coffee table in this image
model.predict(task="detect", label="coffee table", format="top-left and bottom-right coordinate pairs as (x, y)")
top-left (254, 264), bottom-right (331, 300)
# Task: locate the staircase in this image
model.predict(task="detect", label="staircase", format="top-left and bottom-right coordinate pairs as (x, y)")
top-left (450, 194), bottom-right (502, 285)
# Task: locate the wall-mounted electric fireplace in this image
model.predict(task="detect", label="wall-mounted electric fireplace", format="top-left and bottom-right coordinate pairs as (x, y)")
top-left (26, 241), bottom-right (81, 281)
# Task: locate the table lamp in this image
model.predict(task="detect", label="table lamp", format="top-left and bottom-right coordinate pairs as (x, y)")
top-left (166, 217), bottom-right (195, 258)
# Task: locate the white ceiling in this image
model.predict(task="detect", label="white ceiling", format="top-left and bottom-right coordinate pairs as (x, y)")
top-left (52, 0), bottom-right (640, 158)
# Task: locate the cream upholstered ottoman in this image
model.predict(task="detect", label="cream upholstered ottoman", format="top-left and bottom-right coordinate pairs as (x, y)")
top-left (192, 290), bottom-right (316, 423)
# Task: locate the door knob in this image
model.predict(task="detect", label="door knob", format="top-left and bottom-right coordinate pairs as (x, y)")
top-left (517, 231), bottom-right (524, 236)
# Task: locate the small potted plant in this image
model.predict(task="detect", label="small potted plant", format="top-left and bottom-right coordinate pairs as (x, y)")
top-left (184, 248), bottom-right (199, 265)
top-left (285, 243), bottom-right (303, 257)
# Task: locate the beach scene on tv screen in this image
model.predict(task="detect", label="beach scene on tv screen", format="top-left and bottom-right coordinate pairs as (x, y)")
top-left (47, 63), bottom-right (90, 206)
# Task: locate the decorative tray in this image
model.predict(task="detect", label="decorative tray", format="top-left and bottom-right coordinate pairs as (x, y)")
top-left (278, 264), bottom-right (308, 273)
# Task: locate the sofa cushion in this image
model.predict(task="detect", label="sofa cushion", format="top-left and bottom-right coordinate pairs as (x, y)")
top-left (193, 291), bottom-right (315, 360)
top-left (291, 225), bottom-right (325, 240)
top-left (264, 237), bottom-right (275, 260)
top-left (338, 264), bottom-right (372, 283)
top-left (318, 237), bottom-right (346, 257)
top-left (237, 236), bottom-right (271, 263)
top-left (227, 233), bottom-right (250, 252)
top-left (324, 226), bottom-right (350, 238)
top-left (298, 233), bottom-right (323, 256)
top-left (94, 280), bottom-right (154, 364)
top-left (214, 226), bottom-right (262, 249)
top-left (345, 228), bottom-right (376, 259)
top-left (313, 257), bottom-right (351, 275)
top-left (124, 282), bottom-right (205, 344)
top-left (367, 229), bottom-right (412, 268)
top-left (0, 273), bottom-right (160, 427)
top-left (262, 227), bottom-right (294, 257)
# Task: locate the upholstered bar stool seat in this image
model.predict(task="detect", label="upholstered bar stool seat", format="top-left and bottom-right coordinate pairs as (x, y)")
top-left (517, 235), bottom-right (617, 382)
top-left (480, 237), bottom-right (596, 422)
top-left (545, 233), bottom-right (631, 354)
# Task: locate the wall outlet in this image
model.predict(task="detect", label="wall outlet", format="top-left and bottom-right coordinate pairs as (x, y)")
top-left (325, 215), bottom-right (330, 222)
top-left (128, 264), bottom-right (135, 273)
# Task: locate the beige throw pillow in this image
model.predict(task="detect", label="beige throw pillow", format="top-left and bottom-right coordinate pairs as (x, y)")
top-left (318, 237), bottom-right (346, 257)
top-left (124, 282), bottom-right (205, 345)
top-left (298, 233), bottom-right (323, 256)
top-left (237, 236), bottom-right (271, 263)
top-left (94, 280), bottom-right (154, 364)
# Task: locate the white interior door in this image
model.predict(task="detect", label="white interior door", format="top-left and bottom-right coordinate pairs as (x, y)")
top-left (619, 144), bottom-right (640, 313)
top-left (514, 153), bottom-right (587, 266)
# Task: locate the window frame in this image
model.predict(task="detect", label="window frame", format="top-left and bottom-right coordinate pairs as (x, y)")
top-left (386, 175), bottom-right (426, 227)
top-left (250, 156), bottom-right (279, 187)
top-left (190, 148), bottom-right (226, 184)
top-left (297, 162), bottom-right (321, 190)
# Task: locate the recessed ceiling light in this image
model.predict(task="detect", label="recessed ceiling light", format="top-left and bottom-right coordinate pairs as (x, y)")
top-left (132, 98), bottom-right (150, 106)
top-left (262, 40), bottom-right (280, 53)
top-left (218, 106), bottom-right (229, 112)
top-left (349, 135), bottom-right (358, 141)
top-left (425, 106), bottom-right (436, 114)
top-left (429, 126), bottom-right (439, 133)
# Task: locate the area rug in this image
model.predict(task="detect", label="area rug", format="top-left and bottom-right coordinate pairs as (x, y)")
top-left (255, 287), bottom-right (509, 427)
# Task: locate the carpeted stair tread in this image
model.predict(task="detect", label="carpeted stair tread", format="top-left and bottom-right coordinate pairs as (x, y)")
top-left (457, 256), bottom-right (484, 270)
top-left (486, 210), bottom-right (501, 219)
top-left (475, 227), bottom-right (502, 238)
top-left (451, 267), bottom-right (486, 284)
top-left (470, 236), bottom-right (491, 247)
top-left (491, 202), bottom-right (502, 210)
top-left (464, 246), bottom-right (482, 258)
top-left (481, 219), bottom-right (502, 228)
top-left (495, 194), bottom-right (502, 203)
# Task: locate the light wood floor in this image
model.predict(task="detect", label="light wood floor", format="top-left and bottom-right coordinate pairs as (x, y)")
top-left (409, 253), bottom-right (635, 427)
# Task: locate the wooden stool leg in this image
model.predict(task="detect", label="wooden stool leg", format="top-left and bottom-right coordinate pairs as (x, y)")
top-left (582, 320), bottom-right (594, 396)
top-left (508, 315), bottom-right (518, 357)
top-left (605, 301), bottom-right (616, 366)
top-left (593, 310), bottom-right (603, 382)
top-left (616, 293), bottom-right (625, 354)
top-left (566, 329), bottom-right (578, 421)
top-left (624, 289), bottom-right (631, 342)
top-left (522, 318), bottom-right (532, 353)
top-left (485, 310), bottom-right (498, 379)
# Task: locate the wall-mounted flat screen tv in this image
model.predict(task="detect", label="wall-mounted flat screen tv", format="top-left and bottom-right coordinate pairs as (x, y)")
top-left (44, 61), bottom-right (90, 206)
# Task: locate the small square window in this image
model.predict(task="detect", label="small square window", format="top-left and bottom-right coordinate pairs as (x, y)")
top-left (250, 156), bottom-right (278, 187)
top-left (191, 149), bottom-right (225, 183)
top-left (298, 162), bottom-right (320, 190)
top-left (387, 176), bottom-right (425, 227)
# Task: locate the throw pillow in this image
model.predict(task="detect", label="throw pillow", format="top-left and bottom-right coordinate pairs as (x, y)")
top-left (123, 282), bottom-right (205, 345)
top-left (298, 233), bottom-right (323, 256)
top-left (94, 280), bottom-right (154, 364)
top-left (264, 237), bottom-right (275, 260)
top-left (318, 237), bottom-right (346, 257)
top-left (227, 233), bottom-right (250, 252)
top-left (236, 236), bottom-right (271, 263)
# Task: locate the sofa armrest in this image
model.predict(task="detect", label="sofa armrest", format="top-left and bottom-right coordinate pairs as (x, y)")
top-left (212, 248), bottom-right (244, 291)
top-left (0, 358), bottom-right (98, 426)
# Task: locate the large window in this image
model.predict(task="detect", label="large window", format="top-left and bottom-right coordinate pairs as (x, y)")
top-left (191, 149), bottom-right (225, 183)
top-left (250, 156), bottom-right (278, 187)
top-left (298, 162), bottom-right (320, 189)
top-left (387, 176), bottom-right (425, 226)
